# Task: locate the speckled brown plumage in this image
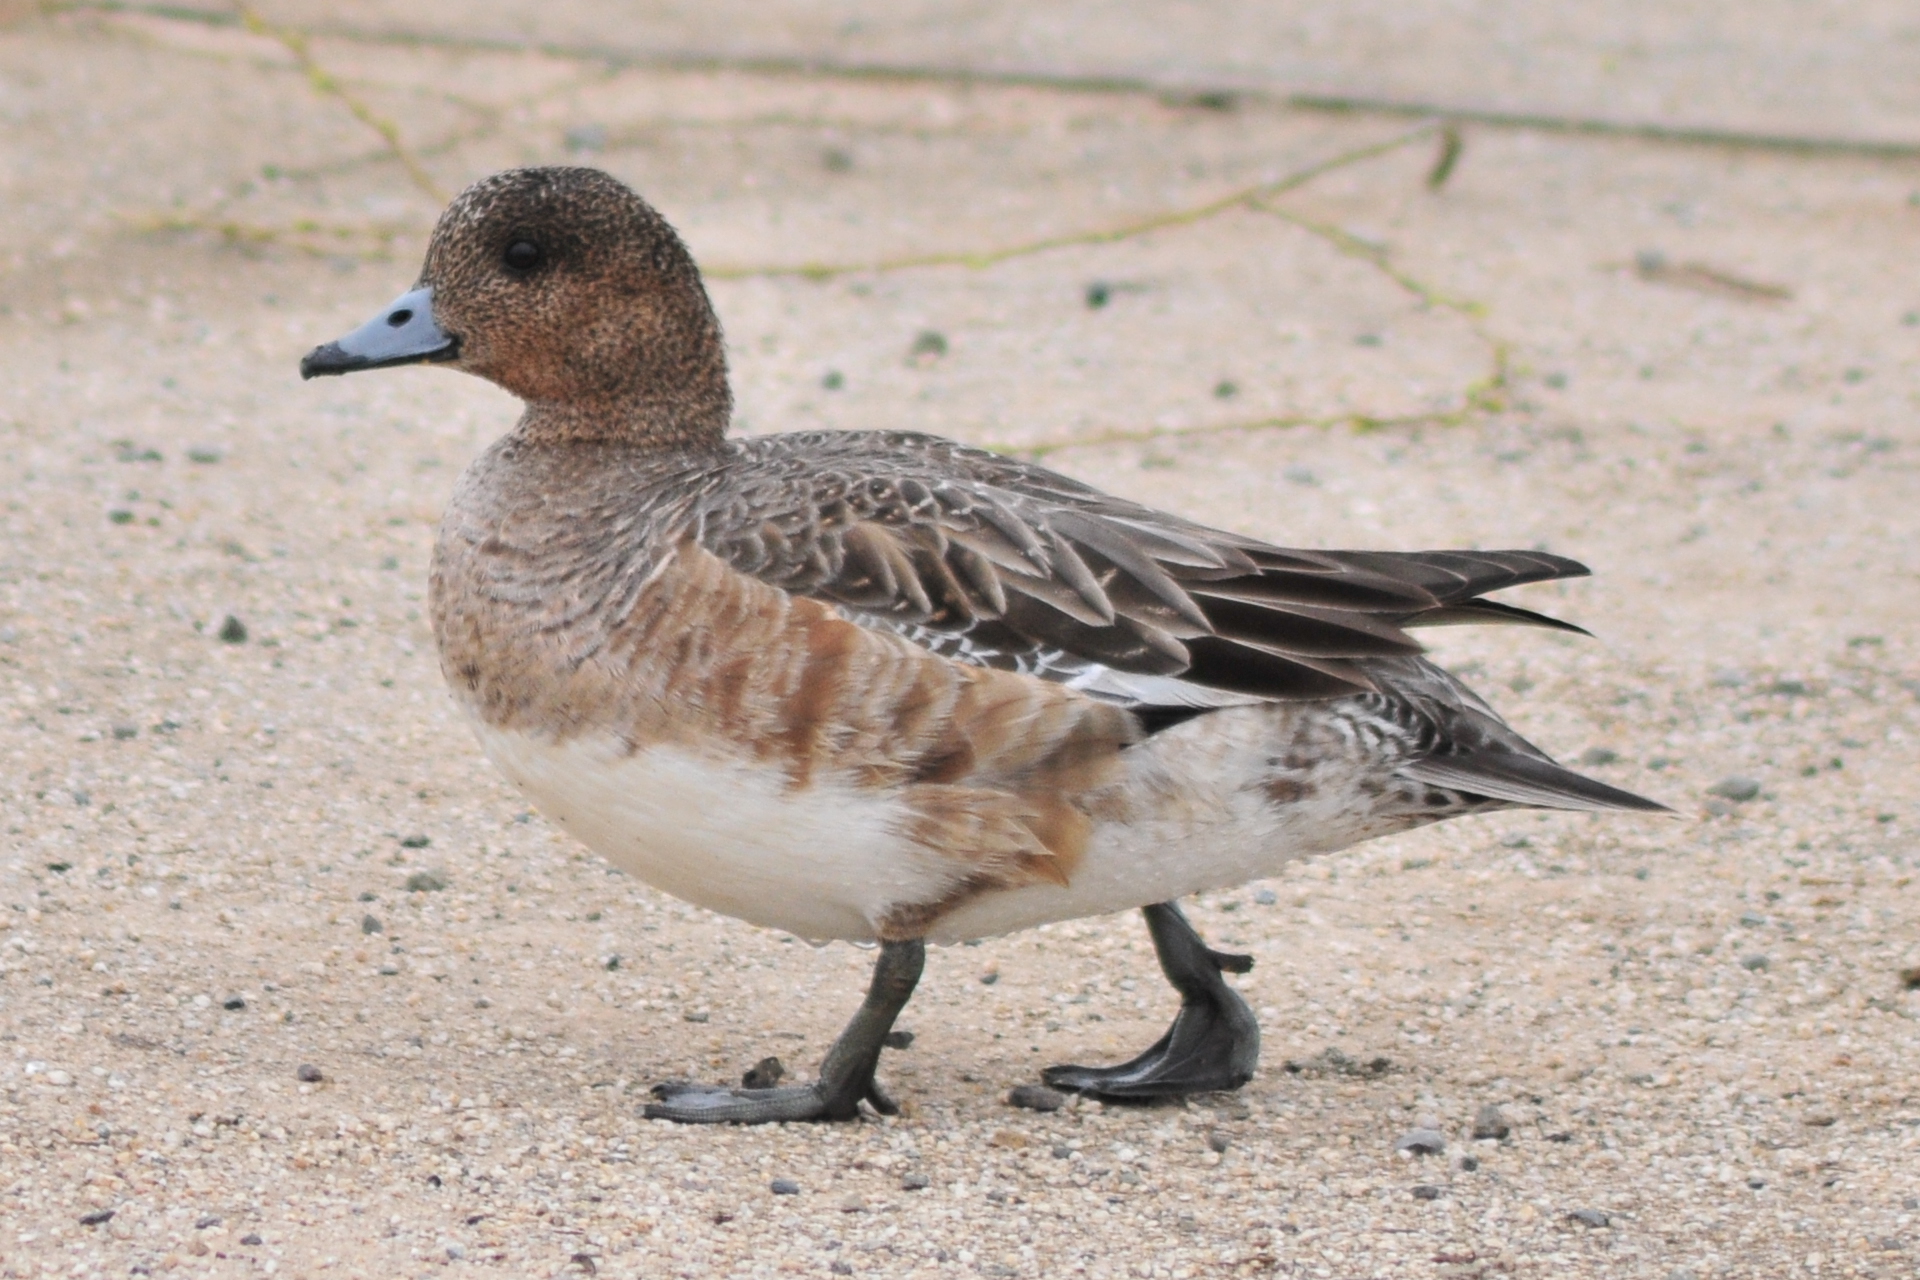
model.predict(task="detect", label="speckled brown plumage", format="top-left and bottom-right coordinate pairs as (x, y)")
top-left (431, 435), bottom-right (1140, 923)
top-left (302, 165), bottom-right (1667, 1121)
top-left (335, 165), bottom-right (1661, 941)
top-left (419, 168), bottom-right (731, 447)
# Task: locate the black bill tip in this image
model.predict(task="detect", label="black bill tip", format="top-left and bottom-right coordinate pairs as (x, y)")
top-left (297, 336), bottom-right (458, 380)
top-left (300, 342), bottom-right (358, 380)
top-left (298, 286), bottom-right (457, 382)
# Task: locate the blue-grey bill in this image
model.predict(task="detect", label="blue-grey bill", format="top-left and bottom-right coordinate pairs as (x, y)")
top-left (300, 286), bottom-right (457, 379)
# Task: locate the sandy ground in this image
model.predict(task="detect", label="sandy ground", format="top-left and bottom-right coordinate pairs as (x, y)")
top-left (2, 4), bottom-right (1918, 1278)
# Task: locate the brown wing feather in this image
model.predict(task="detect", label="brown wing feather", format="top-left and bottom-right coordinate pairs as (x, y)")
top-left (699, 431), bottom-right (1593, 703)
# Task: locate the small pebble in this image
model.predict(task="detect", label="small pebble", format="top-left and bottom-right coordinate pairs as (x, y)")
top-left (221, 995), bottom-right (245, 1011)
top-left (1567, 1209), bottom-right (1611, 1228)
top-left (1458, 1155), bottom-right (1480, 1172)
top-left (404, 870), bottom-right (448, 892)
top-left (1206, 1131), bottom-right (1230, 1154)
top-left (829, 1262), bottom-right (853, 1276)
top-left (240, 1233), bottom-right (263, 1246)
top-left (1472, 1103), bottom-right (1511, 1140)
top-left (1253, 887), bottom-right (1277, 905)
top-left (79, 1209), bottom-right (114, 1226)
top-left (216, 614), bottom-right (248, 644)
top-left (1707, 776), bottom-right (1761, 802)
top-left (769, 1178), bottom-right (800, 1196)
top-left (361, 914), bottom-right (383, 935)
top-left (1283, 1047), bottom-right (1392, 1077)
top-left (1411, 1185), bottom-right (1442, 1201)
top-left (399, 834), bottom-right (432, 849)
top-left (1580, 746), bottom-right (1620, 766)
top-left (111, 722), bottom-right (139, 740)
top-left (979, 970), bottom-right (998, 985)
top-left (296, 1063), bottom-right (323, 1083)
top-left (185, 445), bottom-right (224, 464)
top-left (1741, 954), bottom-right (1770, 971)
top-left (882, 1029), bottom-right (914, 1049)
top-left (740, 1057), bottom-right (785, 1089)
top-left (194, 1216), bottom-right (221, 1230)
top-left (377, 964), bottom-right (400, 976)
top-left (1051, 1144), bottom-right (1072, 1159)
top-left (683, 1010), bottom-right (709, 1023)
top-left (445, 1244), bottom-right (466, 1261)
top-left (1007, 1083), bottom-right (1066, 1112)
top-left (1394, 1128), bottom-right (1447, 1156)
top-left (901, 1172), bottom-right (930, 1191)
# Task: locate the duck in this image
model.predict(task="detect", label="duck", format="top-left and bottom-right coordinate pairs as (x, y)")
top-left (301, 166), bottom-right (1665, 1124)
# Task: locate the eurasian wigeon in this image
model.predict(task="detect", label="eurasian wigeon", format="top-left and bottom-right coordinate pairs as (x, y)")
top-left (303, 167), bottom-right (1663, 1123)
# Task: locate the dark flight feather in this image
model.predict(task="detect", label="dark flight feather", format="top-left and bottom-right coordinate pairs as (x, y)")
top-left (696, 431), bottom-right (1592, 707)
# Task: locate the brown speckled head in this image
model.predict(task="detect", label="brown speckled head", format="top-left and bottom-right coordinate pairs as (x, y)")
top-left (420, 167), bottom-right (731, 446)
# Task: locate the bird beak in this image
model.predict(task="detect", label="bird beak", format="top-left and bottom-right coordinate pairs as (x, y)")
top-left (300, 286), bottom-right (458, 379)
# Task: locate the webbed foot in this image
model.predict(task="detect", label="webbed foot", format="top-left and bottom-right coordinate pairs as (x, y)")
top-left (644, 1077), bottom-right (897, 1124)
top-left (643, 938), bottom-right (923, 1125)
top-left (1043, 901), bottom-right (1259, 1100)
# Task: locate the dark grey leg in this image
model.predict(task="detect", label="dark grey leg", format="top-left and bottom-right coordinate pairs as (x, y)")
top-left (645, 938), bottom-right (924, 1124)
top-left (1043, 901), bottom-right (1259, 1099)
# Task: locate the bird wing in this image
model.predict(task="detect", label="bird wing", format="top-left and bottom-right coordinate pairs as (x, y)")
top-left (692, 430), bottom-right (1590, 708)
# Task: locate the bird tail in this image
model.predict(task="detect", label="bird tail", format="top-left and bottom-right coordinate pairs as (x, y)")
top-left (1401, 753), bottom-right (1671, 813)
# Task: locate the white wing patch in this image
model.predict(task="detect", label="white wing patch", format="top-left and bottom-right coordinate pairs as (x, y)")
top-left (847, 614), bottom-right (1255, 712)
top-left (1062, 666), bottom-right (1259, 710)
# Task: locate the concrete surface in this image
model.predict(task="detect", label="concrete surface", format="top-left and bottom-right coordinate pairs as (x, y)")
top-left (0, 4), bottom-right (1917, 1278)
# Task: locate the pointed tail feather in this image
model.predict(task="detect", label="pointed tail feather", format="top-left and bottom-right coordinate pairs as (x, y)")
top-left (1401, 753), bottom-right (1671, 813)
top-left (1402, 599), bottom-right (1592, 636)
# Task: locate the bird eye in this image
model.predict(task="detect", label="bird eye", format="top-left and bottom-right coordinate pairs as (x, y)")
top-left (502, 240), bottom-right (543, 272)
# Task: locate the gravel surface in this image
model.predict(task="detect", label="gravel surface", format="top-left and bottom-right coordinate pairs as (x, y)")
top-left (2, 5), bottom-right (1918, 1278)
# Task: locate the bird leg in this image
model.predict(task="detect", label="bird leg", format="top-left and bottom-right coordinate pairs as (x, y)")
top-left (645, 937), bottom-right (924, 1124)
top-left (1043, 901), bottom-right (1259, 1099)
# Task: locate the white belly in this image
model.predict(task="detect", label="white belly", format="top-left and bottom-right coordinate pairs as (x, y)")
top-left (469, 708), bottom-right (1398, 944)
top-left (472, 724), bottom-right (958, 942)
